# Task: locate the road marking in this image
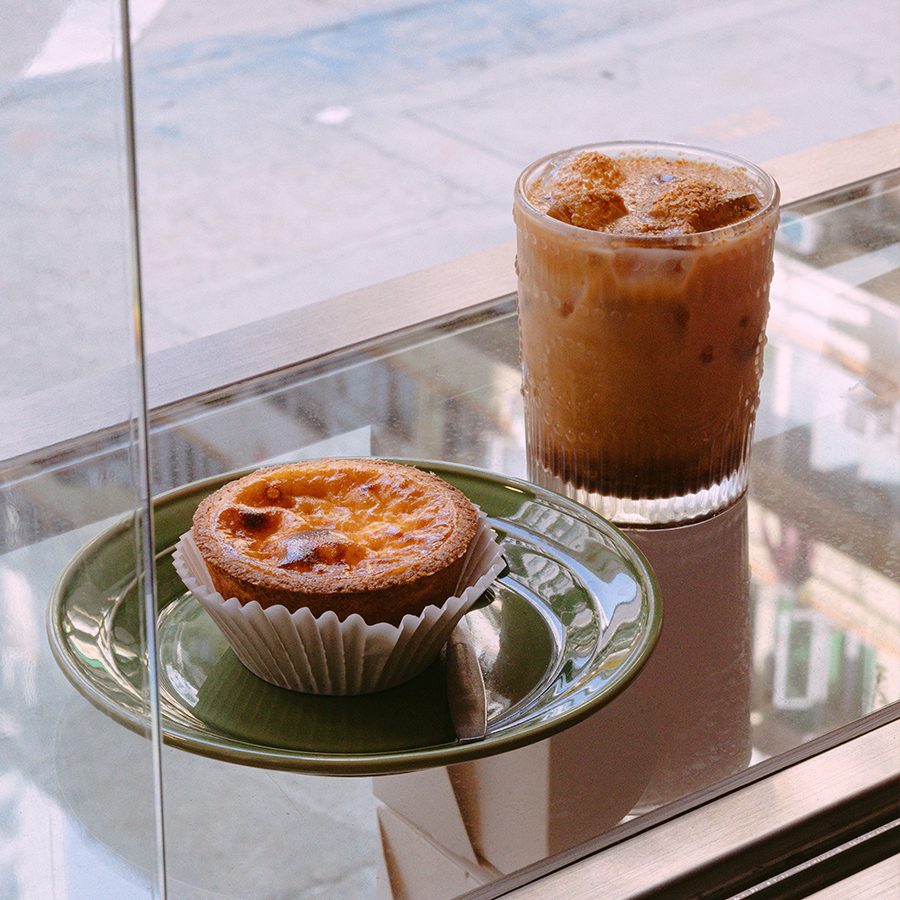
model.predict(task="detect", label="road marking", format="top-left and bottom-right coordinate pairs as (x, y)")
top-left (23, 0), bottom-right (169, 78)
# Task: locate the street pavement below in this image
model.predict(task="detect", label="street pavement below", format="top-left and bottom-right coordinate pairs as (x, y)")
top-left (2, 0), bottom-right (898, 400)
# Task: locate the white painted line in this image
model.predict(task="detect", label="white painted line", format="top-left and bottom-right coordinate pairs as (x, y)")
top-left (24, 0), bottom-right (169, 79)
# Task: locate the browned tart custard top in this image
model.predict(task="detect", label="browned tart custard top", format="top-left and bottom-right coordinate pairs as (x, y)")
top-left (192, 459), bottom-right (479, 606)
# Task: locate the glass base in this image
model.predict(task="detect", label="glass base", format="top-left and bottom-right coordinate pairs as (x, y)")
top-left (528, 461), bottom-right (749, 528)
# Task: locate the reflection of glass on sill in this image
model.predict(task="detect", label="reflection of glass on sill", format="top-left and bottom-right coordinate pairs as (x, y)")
top-left (627, 498), bottom-right (752, 811)
top-left (368, 500), bottom-right (748, 870)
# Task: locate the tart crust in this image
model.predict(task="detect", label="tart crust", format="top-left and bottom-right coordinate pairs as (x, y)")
top-left (191, 458), bottom-right (479, 626)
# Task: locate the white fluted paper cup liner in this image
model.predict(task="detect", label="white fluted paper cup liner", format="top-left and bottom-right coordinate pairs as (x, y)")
top-left (172, 511), bottom-right (505, 695)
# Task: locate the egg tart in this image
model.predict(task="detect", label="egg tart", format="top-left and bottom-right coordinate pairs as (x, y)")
top-left (191, 458), bottom-right (480, 626)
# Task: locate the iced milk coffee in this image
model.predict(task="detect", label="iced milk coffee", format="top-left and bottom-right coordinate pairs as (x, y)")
top-left (514, 142), bottom-right (780, 525)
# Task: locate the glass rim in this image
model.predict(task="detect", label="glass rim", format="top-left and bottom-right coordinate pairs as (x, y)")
top-left (514, 139), bottom-right (781, 245)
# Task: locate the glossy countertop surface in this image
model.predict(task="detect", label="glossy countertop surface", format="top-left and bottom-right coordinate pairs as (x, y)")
top-left (1, 172), bottom-right (898, 898)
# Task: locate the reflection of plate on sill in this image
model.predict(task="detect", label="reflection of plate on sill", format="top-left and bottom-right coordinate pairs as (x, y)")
top-left (48, 461), bottom-right (661, 776)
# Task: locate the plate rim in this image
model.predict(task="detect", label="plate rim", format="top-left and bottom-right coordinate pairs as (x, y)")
top-left (47, 459), bottom-right (662, 775)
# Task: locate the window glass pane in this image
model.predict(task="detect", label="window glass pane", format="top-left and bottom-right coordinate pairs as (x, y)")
top-left (1, 2), bottom-right (164, 896)
top-left (4, 4), bottom-right (898, 898)
top-left (123, 0), bottom-right (900, 350)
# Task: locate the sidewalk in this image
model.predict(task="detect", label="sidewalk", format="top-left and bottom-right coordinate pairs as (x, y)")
top-left (3, 0), bottom-right (898, 395)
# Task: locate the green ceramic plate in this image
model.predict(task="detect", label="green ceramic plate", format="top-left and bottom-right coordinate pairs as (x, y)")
top-left (48, 461), bottom-right (661, 775)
